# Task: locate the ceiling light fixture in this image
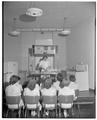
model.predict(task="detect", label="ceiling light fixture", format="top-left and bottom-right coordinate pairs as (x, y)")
top-left (26, 2), bottom-right (43, 17)
top-left (8, 18), bottom-right (20, 37)
top-left (58, 17), bottom-right (71, 36)
top-left (26, 8), bottom-right (43, 17)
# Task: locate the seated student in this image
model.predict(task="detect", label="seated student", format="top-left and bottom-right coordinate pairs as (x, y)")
top-left (53, 72), bottom-right (63, 91)
top-left (58, 78), bottom-right (75, 117)
top-left (23, 79), bottom-right (40, 96)
top-left (61, 70), bottom-right (67, 79)
top-left (22, 75), bottom-right (32, 89)
top-left (69, 75), bottom-right (79, 99)
top-left (69, 75), bottom-right (78, 90)
top-left (41, 78), bottom-right (57, 108)
top-left (40, 76), bottom-right (53, 90)
top-left (5, 75), bottom-right (24, 109)
top-left (23, 80), bottom-right (41, 116)
top-left (53, 71), bottom-right (67, 91)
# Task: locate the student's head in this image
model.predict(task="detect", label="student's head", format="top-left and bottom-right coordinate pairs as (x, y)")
top-left (57, 72), bottom-right (63, 82)
top-left (61, 70), bottom-right (67, 79)
top-left (43, 55), bottom-right (48, 61)
top-left (60, 79), bottom-right (70, 88)
top-left (27, 80), bottom-right (36, 90)
top-left (69, 75), bottom-right (76, 82)
top-left (9, 75), bottom-right (20, 85)
top-left (42, 52), bottom-right (48, 61)
top-left (44, 78), bottom-right (52, 89)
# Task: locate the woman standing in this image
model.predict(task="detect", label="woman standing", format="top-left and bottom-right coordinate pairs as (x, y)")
top-left (36, 53), bottom-right (51, 72)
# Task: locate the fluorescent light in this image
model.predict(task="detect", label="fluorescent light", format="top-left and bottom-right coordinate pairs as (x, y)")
top-left (8, 30), bottom-right (20, 37)
top-left (59, 29), bottom-right (71, 36)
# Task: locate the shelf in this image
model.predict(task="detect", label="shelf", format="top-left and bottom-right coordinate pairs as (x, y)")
top-left (33, 54), bottom-right (55, 57)
top-left (32, 45), bottom-right (57, 55)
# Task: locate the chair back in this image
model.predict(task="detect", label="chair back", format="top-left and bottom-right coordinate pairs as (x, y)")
top-left (42, 96), bottom-right (57, 104)
top-left (6, 96), bottom-right (21, 104)
top-left (58, 95), bottom-right (73, 104)
top-left (75, 89), bottom-right (79, 97)
top-left (24, 96), bottom-right (40, 104)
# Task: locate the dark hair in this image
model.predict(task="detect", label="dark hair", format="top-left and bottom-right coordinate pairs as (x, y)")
top-left (22, 81), bottom-right (29, 89)
top-left (9, 75), bottom-right (20, 85)
top-left (40, 52), bottom-right (48, 61)
top-left (40, 55), bottom-right (48, 62)
top-left (27, 80), bottom-right (36, 90)
top-left (69, 75), bottom-right (76, 82)
top-left (44, 78), bottom-right (52, 89)
top-left (57, 72), bottom-right (63, 82)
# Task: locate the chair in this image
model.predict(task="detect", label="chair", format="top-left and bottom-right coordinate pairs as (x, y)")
top-left (6, 96), bottom-right (21, 118)
top-left (42, 96), bottom-right (58, 118)
top-left (73, 90), bottom-right (95, 117)
top-left (73, 96), bottom-right (95, 117)
top-left (72, 89), bottom-right (79, 116)
top-left (58, 95), bottom-right (74, 118)
top-left (23, 96), bottom-right (40, 118)
top-left (75, 89), bottom-right (79, 98)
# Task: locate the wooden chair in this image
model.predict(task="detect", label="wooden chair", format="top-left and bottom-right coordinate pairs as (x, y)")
top-left (6, 96), bottom-right (21, 118)
top-left (23, 96), bottom-right (40, 118)
top-left (58, 95), bottom-right (74, 118)
top-left (73, 96), bottom-right (95, 117)
top-left (42, 96), bottom-right (58, 118)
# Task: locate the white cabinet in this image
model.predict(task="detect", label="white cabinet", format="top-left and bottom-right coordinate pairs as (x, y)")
top-left (4, 61), bottom-right (18, 82)
top-left (75, 65), bottom-right (89, 91)
top-left (67, 65), bottom-right (89, 91)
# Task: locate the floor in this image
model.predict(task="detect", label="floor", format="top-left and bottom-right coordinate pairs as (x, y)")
top-left (2, 103), bottom-right (95, 118)
top-left (2, 89), bottom-right (95, 118)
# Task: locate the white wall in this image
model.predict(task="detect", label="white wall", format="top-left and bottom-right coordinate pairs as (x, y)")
top-left (4, 30), bottom-right (67, 71)
top-left (66, 18), bottom-right (95, 89)
top-left (4, 18), bottom-right (95, 89)
top-left (4, 25), bottom-right (22, 70)
top-left (53, 33), bottom-right (67, 70)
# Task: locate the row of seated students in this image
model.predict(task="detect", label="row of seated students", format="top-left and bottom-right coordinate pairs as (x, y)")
top-left (5, 71), bottom-right (79, 117)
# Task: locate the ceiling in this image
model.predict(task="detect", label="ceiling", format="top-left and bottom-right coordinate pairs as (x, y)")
top-left (3, 1), bottom-right (95, 29)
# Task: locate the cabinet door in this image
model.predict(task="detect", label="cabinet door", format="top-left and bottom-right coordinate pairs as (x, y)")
top-left (8, 62), bottom-right (18, 74)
